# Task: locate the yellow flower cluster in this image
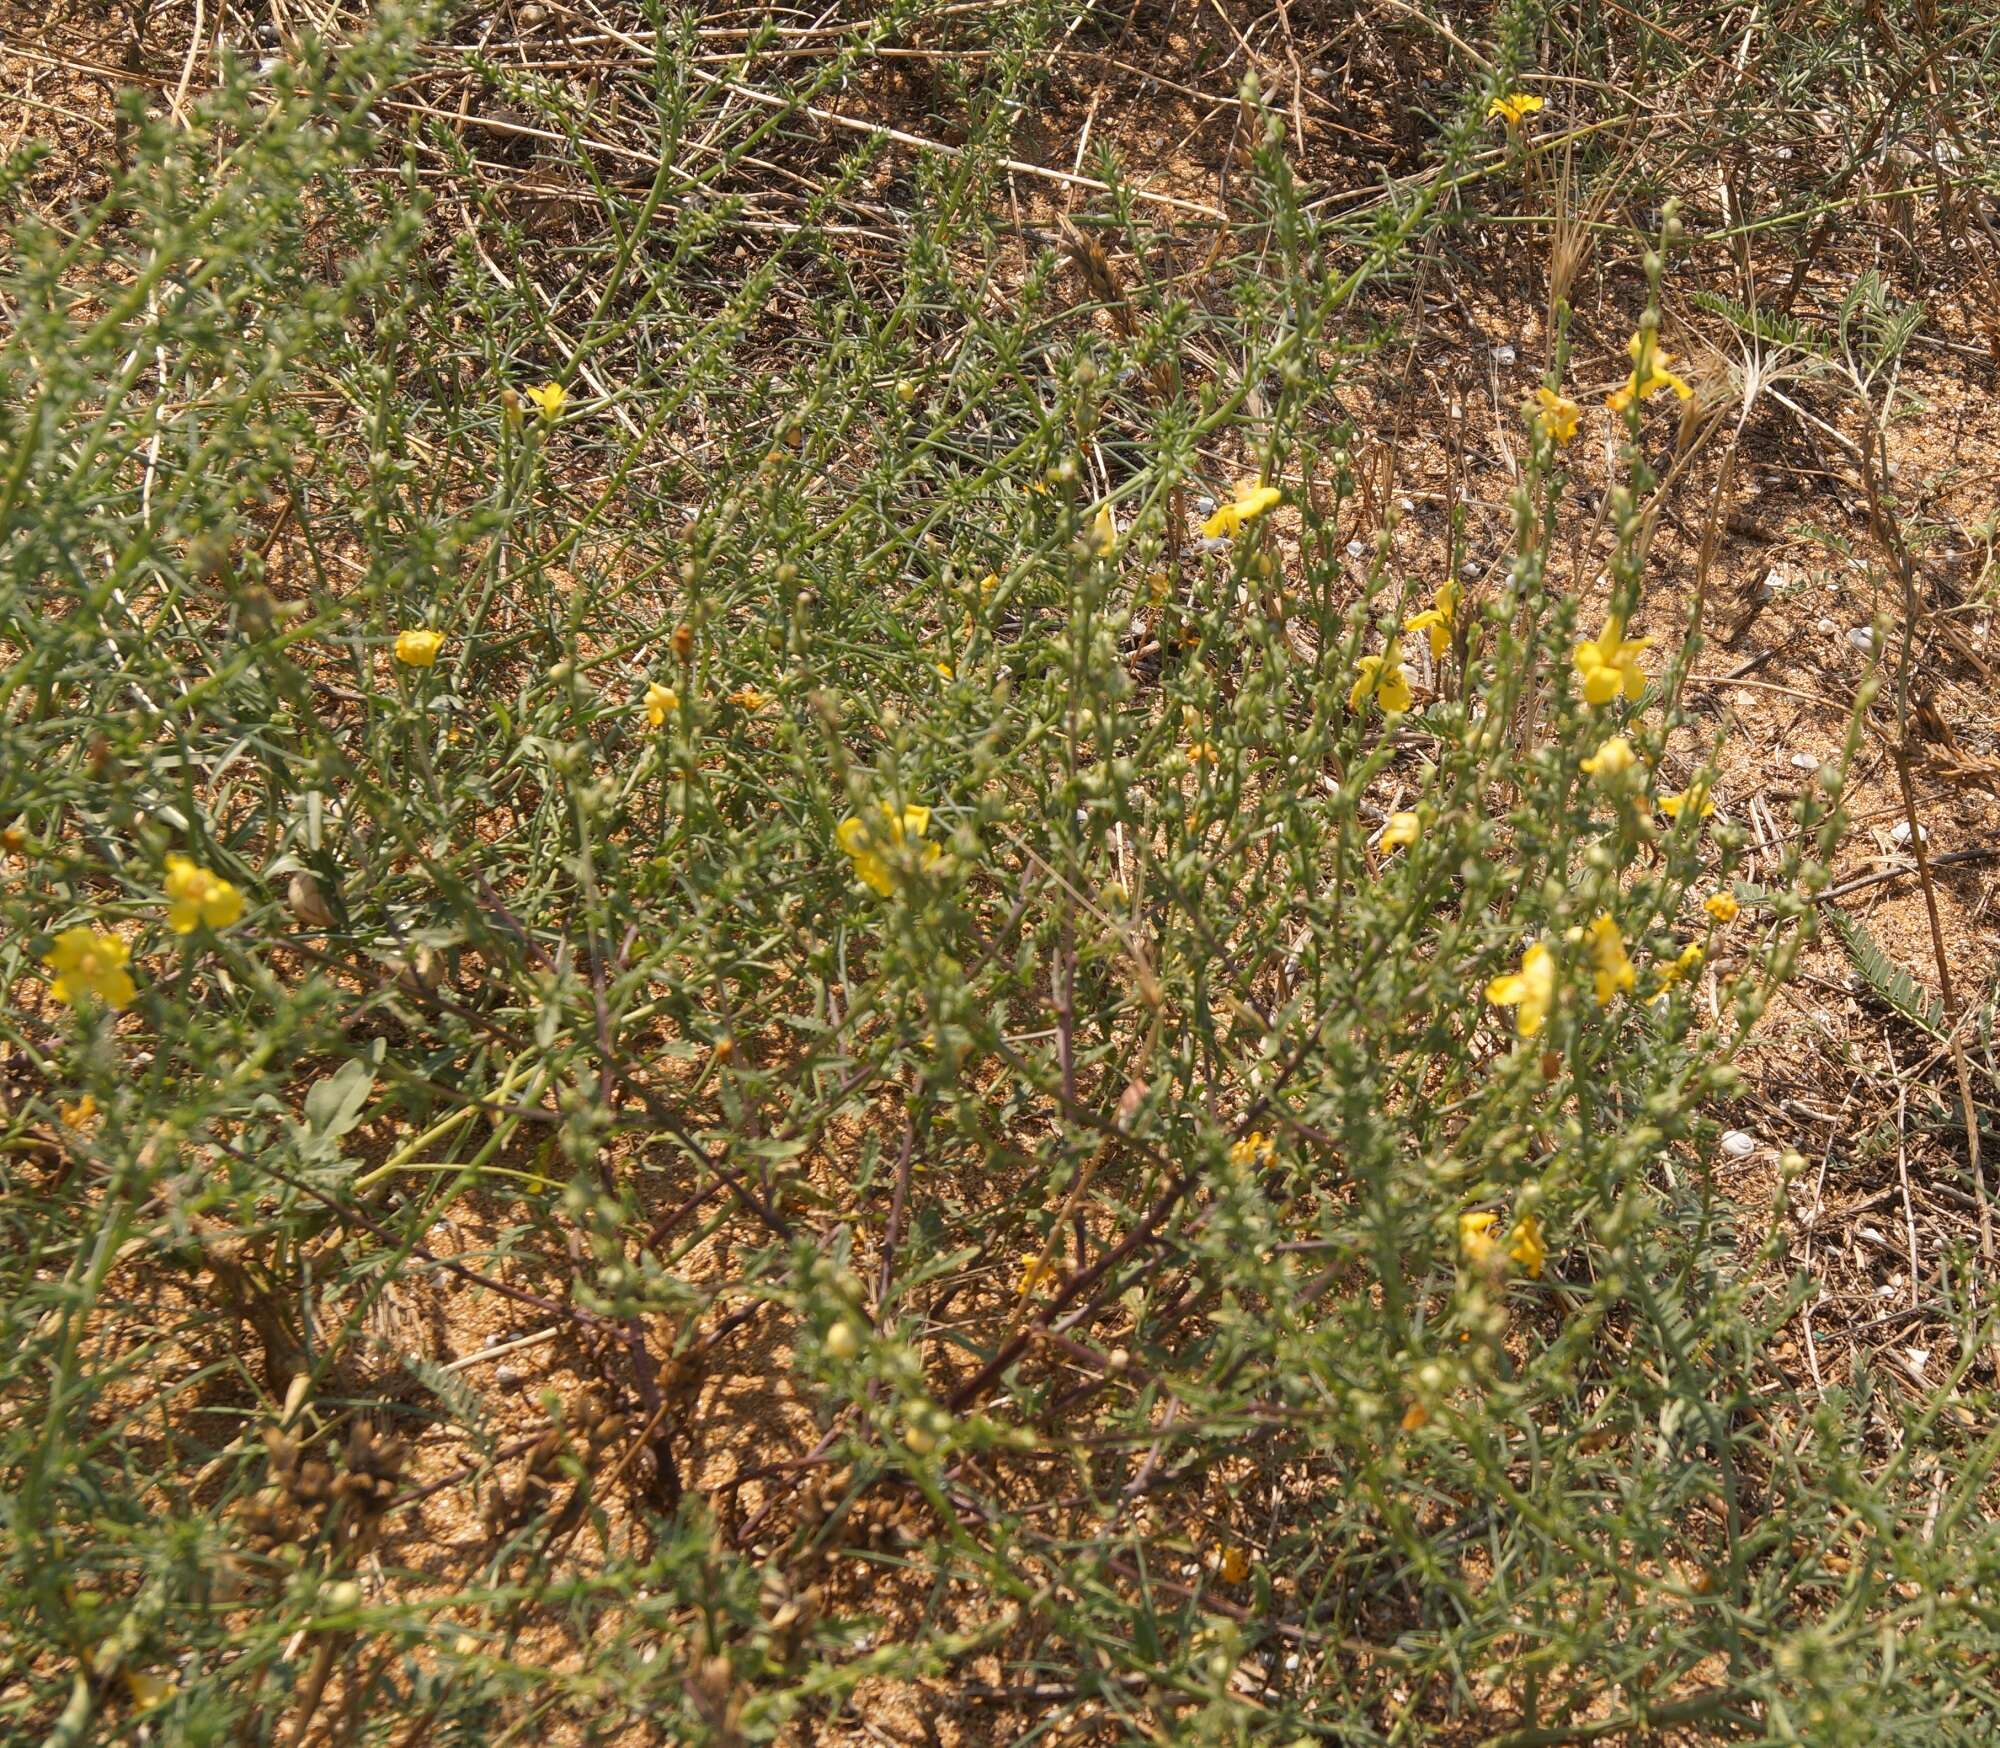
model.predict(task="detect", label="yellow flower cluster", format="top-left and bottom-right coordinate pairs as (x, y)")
top-left (1018, 1253), bottom-right (1059, 1296)
top-left (1089, 503), bottom-right (1117, 556)
top-left (523, 380), bottom-right (567, 421)
top-left (164, 854), bottom-right (244, 934)
top-left (1580, 735), bottom-right (1636, 779)
top-left (1202, 483), bottom-right (1282, 541)
top-left (1573, 616), bottom-right (1651, 706)
top-left (1487, 91), bottom-right (1544, 126)
top-left (1583, 913), bottom-right (1636, 1006)
top-left (42, 928), bottom-right (137, 1011)
top-left (1349, 648), bottom-right (1413, 715)
top-left (1459, 1209), bottom-right (1546, 1277)
top-left (1531, 385), bottom-right (1581, 446)
top-left (1403, 581), bottom-right (1457, 661)
top-left (1486, 913), bottom-right (1638, 1038)
top-left (642, 681), bottom-right (679, 727)
top-left (1653, 940), bottom-right (1705, 997)
top-left (1659, 781), bottom-right (1715, 820)
top-left (1228, 1131), bottom-right (1277, 1170)
top-left (836, 801), bottom-right (941, 897)
top-left (1607, 332), bottom-right (1693, 413)
top-left (1379, 812), bottom-right (1421, 854)
top-left (1485, 940), bottom-right (1556, 1037)
top-left (395, 629), bottom-right (443, 668)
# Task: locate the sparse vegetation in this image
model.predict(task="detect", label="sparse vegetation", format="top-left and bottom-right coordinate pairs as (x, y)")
top-left (6, 3), bottom-right (2000, 1743)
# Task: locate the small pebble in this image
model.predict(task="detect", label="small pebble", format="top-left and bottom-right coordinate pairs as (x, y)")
top-left (494, 1363), bottom-right (523, 1389)
top-left (1890, 819), bottom-right (1927, 846)
top-left (1345, 538), bottom-right (1368, 558)
top-left (1493, 344), bottom-right (1517, 366)
top-left (1790, 752), bottom-right (1819, 771)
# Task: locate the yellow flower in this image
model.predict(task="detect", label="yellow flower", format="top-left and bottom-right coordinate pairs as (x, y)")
top-left (1704, 890), bottom-right (1740, 924)
top-left (42, 927), bottom-right (137, 1010)
top-left (1580, 736), bottom-right (1637, 780)
top-left (935, 662), bottom-right (955, 680)
top-left (1487, 91), bottom-right (1544, 126)
top-left (1584, 913), bottom-right (1635, 1006)
top-left (164, 854), bottom-right (245, 934)
top-left (122, 1671), bottom-right (175, 1711)
top-left (1379, 812), bottom-right (1421, 853)
top-left (1653, 940), bottom-right (1705, 997)
top-left (1659, 781), bottom-right (1716, 820)
top-left (1090, 503), bottom-right (1117, 556)
top-left (1186, 740), bottom-right (1219, 766)
top-left (1508, 1215), bottom-right (1546, 1278)
top-left (1403, 580), bottom-right (1459, 661)
top-left (1572, 615), bottom-right (1651, 706)
top-left (643, 682), bottom-right (679, 727)
top-left (1018, 1254), bottom-right (1059, 1296)
top-left (1460, 1210), bottom-right (1501, 1266)
top-left (1349, 648), bottom-right (1414, 715)
top-left (1607, 333), bottom-right (1694, 413)
top-left (523, 380), bottom-right (567, 421)
top-left (1202, 483), bottom-right (1283, 540)
top-left (1485, 940), bottom-right (1556, 1038)
top-left (728, 686), bottom-right (770, 713)
top-left (1228, 1131), bottom-right (1277, 1170)
top-left (59, 1092), bottom-right (98, 1131)
top-left (836, 802), bottom-right (940, 897)
top-left (1218, 1546), bottom-right (1252, 1584)
top-left (1531, 385), bottom-right (1582, 445)
top-left (395, 628), bottom-right (443, 668)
